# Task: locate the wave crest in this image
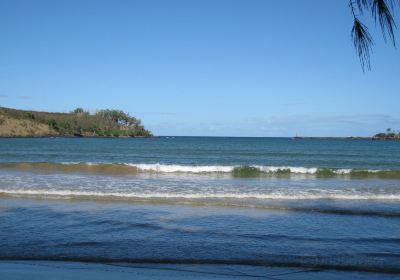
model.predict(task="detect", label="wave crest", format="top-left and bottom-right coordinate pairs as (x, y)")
top-left (0, 162), bottom-right (399, 178)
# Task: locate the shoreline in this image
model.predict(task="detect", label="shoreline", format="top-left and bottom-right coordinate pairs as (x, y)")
top-left (0, 135), bottom-right (398, 140)
top-left (293, 136), bottom-right (400, 141)
top-left (0, 135), bottom-right (158, 139)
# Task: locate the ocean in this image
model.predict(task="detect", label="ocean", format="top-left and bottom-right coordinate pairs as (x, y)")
top-left (0, 137), bottom-right (400, 278)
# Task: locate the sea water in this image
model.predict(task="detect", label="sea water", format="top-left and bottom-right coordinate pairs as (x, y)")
top-left (0, 137), bottom-right (399, 276)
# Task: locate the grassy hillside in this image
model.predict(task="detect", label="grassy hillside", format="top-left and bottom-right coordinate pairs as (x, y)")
top-left (0, 107), bottom-right (152, 137)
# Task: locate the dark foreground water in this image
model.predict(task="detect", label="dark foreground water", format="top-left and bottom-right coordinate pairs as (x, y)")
top-left (0, 137), bottom-right (400, 277)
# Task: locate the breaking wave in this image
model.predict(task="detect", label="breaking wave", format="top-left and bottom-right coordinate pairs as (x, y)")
top-left (1, 162), bottom-right (400, 178)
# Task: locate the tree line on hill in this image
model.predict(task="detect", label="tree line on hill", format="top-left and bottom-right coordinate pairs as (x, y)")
top-left (0, 107), bottom-right (152, 137)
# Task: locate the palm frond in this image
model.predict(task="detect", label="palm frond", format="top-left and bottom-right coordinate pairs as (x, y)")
top-left (351, 18), bottom-right (374, 71)
top-left (355, 0), bottom-right (371, 13)
top-left (372, 0), bottom-right (397, 45)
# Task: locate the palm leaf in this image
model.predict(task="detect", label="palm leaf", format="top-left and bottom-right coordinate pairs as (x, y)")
top-left (355, 0), bottom-right (371, 13)
top-left (372, 0), bottom-right (397, 45)
top-left (351, 18), bottom-right (374, 71)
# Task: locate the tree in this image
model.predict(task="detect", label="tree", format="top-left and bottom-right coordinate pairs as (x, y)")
top-left (348, 0), bottom-right (398, 71)
top-left (72, 107), bottom-right (89, 116)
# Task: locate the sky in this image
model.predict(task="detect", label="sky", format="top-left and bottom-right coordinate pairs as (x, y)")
top-left (0, 0), bottom-right (399, 137)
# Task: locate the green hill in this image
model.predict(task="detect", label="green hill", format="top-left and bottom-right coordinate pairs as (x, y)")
top-left (0, 107), bottom-right (152, 137)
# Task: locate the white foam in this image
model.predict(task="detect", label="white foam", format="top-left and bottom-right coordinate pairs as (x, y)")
top-left (126, 164), bottom-right (325, 174)
top-left (127, 163), bottom-right (235, 173)
top-left (333, 169), bottom-right (352, 174)
top-left (255, 166), bottom-right (319, 174)
top-left (1, 189), bottom-right (399, 201)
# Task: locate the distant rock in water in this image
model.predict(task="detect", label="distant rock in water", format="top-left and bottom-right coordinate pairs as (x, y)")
top-left (0, 107), bottom-right (152, 138)
top-left (373, 130), bottom-right (400, 140)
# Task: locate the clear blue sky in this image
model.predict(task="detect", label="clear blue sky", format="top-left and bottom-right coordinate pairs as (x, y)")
top-left (0, 0), bottom-right (399, 136)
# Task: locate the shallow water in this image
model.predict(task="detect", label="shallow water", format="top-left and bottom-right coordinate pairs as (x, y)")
top-left (0, 137), bottom-right (399, 276)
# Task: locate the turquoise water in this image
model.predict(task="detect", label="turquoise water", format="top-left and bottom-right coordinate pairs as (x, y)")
top-left (1, 137), bottom-right (400, 169)
top-left (0, 137), bottom-right (400, 276)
